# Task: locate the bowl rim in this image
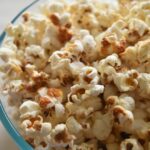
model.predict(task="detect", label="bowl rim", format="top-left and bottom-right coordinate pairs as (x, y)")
top-left (0, 0), bottom-right (40, 149)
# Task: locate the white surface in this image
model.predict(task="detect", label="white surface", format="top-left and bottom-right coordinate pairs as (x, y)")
top-left (0, 1), bottom-right (34, 149)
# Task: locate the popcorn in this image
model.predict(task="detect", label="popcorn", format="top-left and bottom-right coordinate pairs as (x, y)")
top-left (42, 22), bottom-right (72, 50)
top-left (6, 24), bottom-right (24, 38)
top-left (55, 103), bottom-right (65, 118)
top-left (113, 70), bottom-right (139, 92)
top-left (19, 100), bottom-right (41, 119)
top-left (113, 105), bottom-right (134, 130)
top-left (25, 45), bottom-right (46, 64)
top-left (50, 124), bottom-right (74, 147)
top-left (96, 20), bottom-right (127, 58)
top-left (106, 94), bottom-right (135, 112)
top-left (132, 119), bottom-right (150, 139)
top-left (1, 0), bottom-right (150, 149)
top-left (128, 1), bottom-right (150, 23)
top-left (120, 46), bottom-right (138, 67)
top-left (49, 51), bottom-right (71, 78)
top-left (82, 34), bottom-right (98, 61)
top-left (6, 80), bottom-right (23, 93)
top-left (118, 94), bottom-right (135, 111)
top-left (95, 53), bottom-right (121, 83)
top-left (96, 10), bottom-right (122, 29)
top-left (120, 39), bottom-right (150, 68)
top-left (69, 83), bottom-right (104, 103)
top-left (69, 1), bottom-right (99, 31)
top-left (41, 24), bottom-right (62, 50)
top-left (0, 47), bottom-right (16, 61)
top-left (92, 112), bottom-right (113, 141)
top-left (137, 39), bottom-right (150, 63)
top-left (41, 1), bottom-right (65, 15)
top-left (137, 73), bottom-right (150, 98)
top-left (69, 61), bottom-right (85, 76)
top-left (21, 115), bottom-right (52, 136)
top-left (38, 87), bottom-right (65, 119)
top-left (128, 18), bottom-right (149, 37)
top-left (66, 116), bottom-right (82, 134)
top-left (79, 66), bottom-right (99, 85)
top-left (72, 139), bottom-right (98, 150)
top-left (120, 138), bottom-right (144, 150)
top-left (66, 101), bottom-right (94, 121)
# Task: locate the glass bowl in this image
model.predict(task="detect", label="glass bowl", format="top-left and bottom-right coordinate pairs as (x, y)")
top-left (0, 0), bottom-right (44, 149)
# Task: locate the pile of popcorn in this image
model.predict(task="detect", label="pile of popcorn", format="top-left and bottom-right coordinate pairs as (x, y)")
top-left (0, 0), bottom-right (150, 149)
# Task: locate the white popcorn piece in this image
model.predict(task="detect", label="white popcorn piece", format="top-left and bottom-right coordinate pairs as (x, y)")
top-left (29, 13), bottom-right (47, 30)
top-left (137, 73), bottom-right (150, 98)
top-left (41, 1), bottom-right (65, 15)
top-left (81, 96), bottom-right (102, 112)
top-left (70, 1), bottom-right (99, 31)
top-left (19, 100), bottom-right (41, 119)
top-left (41, 24), bottom-right (62, 50)
top-left (69, 61), bottom-right (85, 76)
top-left (38, 87), bottom-right (48, 97)
top-left (25, 64), bottom-right (36, 74)
top-left (120, 46), bottom-right (138, 66)
top-left (6, 23), bottom-right (24, 37)
top-left (121, 39), bottom-right (150, 67)
top-left (96, 10), bottom-right (122, 29)
top-left (0, 47), bottom-right (16, 61)
top-left (113, 70), bottom-right (138, 92)
top-left (79, 66), bottom-right (99, 85)
top-left (69, 83), bottom-right (104, 104)
top-left (49, 51), bottom-right (71, 78)
top-left (120, 138), bottom-right (144, 150)
top-left (92, 112), bottom-right (113, 141)
top-left (66, 116), bottom-right (82, 134)
top-left (113, 105), bottom-right (134, 130)
top-left (50, 124), bottom-right (74, 147)
top-left (137, 39), bottom-right (150, 64)
top-left (7, 80), bottom-right (23, 93)
top-left (85, 84), bottom-right (104, 97)
top-left (55, 103), bottom-right (65, 118)
top-left (40, 122), bottom-right (52, 136)
top-left (129, 1), bottom-right (150, 23)
top-left (96, 20), bottom-right (127, 57)
top-left (25, 45), bottom-right (46, 59)
top-left (21, 116), bottom-right (52, 136)
top-left (128, 18), bottom-right (149, 36)
top-left (96, 53), bottom-right (121, 83)
top-left (82, 35), bottom-right (98, 60)
top-left (146, 14), bottom-right (150, 26)
top-left (60, 12), bottom-right (71, 26)
top-left (106, 94), bottom-right (135, 112)
top-left (72, 139), bottom-right (98, 150)
top-left (132, 119), bottom-right (150, 139)
top-left (62, 40), bottom-right (84, 59)
top-left (119, 94), bottom-right (135, 111)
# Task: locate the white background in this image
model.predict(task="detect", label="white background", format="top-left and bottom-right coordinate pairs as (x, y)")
top-left (0, 1), bottom-right (34, 149)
